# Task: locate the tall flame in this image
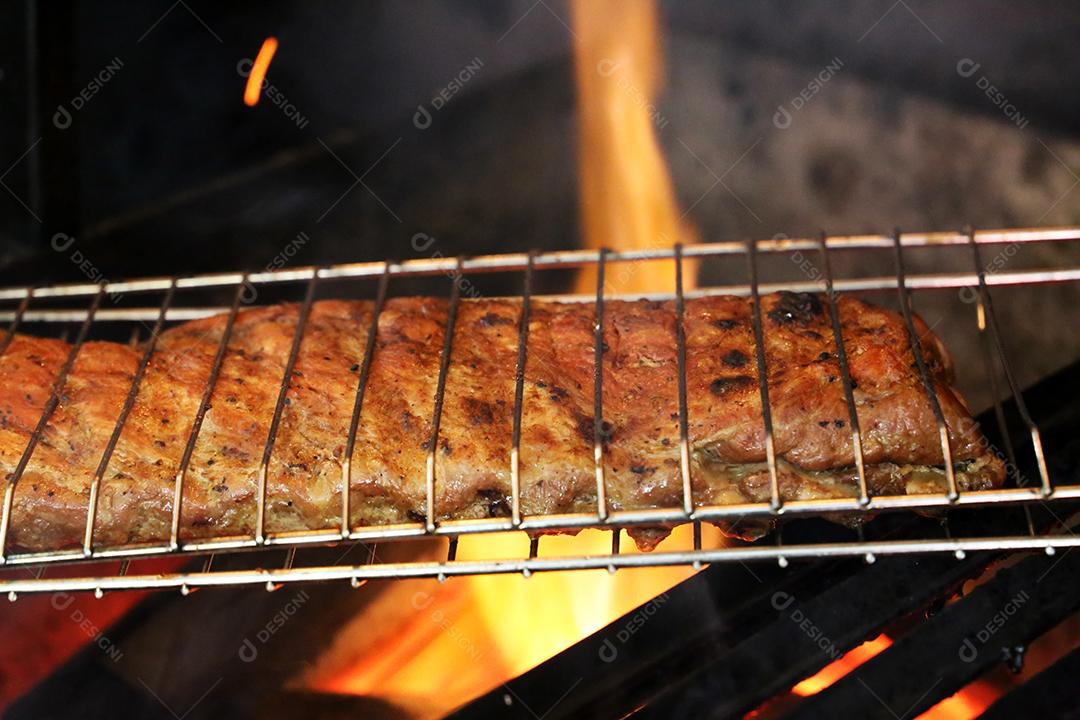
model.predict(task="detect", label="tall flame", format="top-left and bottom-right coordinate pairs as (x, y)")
top-left (308, 2), bottom-right (709, 715)
top-left (571, 0), bottom-right (695, 295)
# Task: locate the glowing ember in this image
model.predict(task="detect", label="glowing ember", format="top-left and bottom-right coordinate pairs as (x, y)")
top-left (243, 37), bottom-right (279, 107)
top-left (791, 634), bottom-right (893, 696)
top-left (915, 680), bottom-right (1001, 720)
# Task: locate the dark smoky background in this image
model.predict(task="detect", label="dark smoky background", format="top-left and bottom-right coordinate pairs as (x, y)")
top-left (0, 0), bottom-right (1078, 411)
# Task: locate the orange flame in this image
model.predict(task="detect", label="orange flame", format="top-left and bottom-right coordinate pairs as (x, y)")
top-left (916, 682), bottom-right (1001, 720)
top-left (571, 0), bottom-right (696, 296)
top-left (306, 527), bottom-right (717, 715)
top-left (244, 37), bottom-right (278, 107)
top-left (308, 2), bottom-right (707, 715)
top-left (791, 634), bottom-right (893, 696)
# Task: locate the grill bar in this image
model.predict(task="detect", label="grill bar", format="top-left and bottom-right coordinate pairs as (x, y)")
top-left (7, 533), bottom-right (1080, 597)
top-left (83, 279), bottom-right (176, 555)
top-left (341, 262), bottom-right (390, 537)
top-left (892, 230), bottom-right (959, 501)
top-left (0, 291), bottom-right (31, 355)
top-left (0, 285), bottom-right (106, 562)
top-left (7, 264), bottom-right (1080, 324)
top-left (746, 237), bottom-right (783, 512)
top-left (967, 229), bottom-right (1054, 497)
top-left (425, 258), bottom-right (465, 532)
top-left (2, 226), bottom-right (1076, 301)
top-left (674, 244), bottom-right (694, 515)
top-left (4, 486), bottom-right (1080, 570)
top-left (593, 248), bottom-right (609, 521)
top-left (169, 278), bottom-right (248, 550)
top-left (509, 251), bottom-right (535, 527)
top-left (255, 272), bottom-right (320, 543)
top-left (967, 232), bottom-right (1043, 545)
top-left (818, 232), bottom-right (870, 505)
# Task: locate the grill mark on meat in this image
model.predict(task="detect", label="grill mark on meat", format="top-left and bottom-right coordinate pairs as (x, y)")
top-left (721, 349), bottom-right (750, 368)
top-left (710, 375), bottom-right (755, 396)
top-left (477, 312), bottom-right (513, 327)
top-left (463, 397), bottom-right (496, 426)
top-left (573, 409), bottom-right (614, 448)
top-left (767, 291), bottom-right (824, 326)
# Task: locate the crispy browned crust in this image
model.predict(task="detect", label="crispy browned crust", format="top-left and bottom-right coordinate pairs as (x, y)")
top-left (0, 292), bottom-right (1003, 552)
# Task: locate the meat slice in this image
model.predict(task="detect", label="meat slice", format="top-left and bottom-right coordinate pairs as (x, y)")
top-left (0, 293), bottom-right (1004, 552)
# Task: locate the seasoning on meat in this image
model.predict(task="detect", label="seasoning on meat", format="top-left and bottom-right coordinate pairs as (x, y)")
top-left (0, 294), bottom-right (1004, 552)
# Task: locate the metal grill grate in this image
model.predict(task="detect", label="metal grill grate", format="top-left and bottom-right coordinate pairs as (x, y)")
top-left (1, 226), bottom-right (1079, 596)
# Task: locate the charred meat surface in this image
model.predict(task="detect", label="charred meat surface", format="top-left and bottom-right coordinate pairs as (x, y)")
top-left (0, 294), bottom-right (1003, 551)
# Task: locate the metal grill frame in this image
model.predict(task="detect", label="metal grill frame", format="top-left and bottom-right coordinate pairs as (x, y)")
top-left (0, 225), bottom-right (1079, 597)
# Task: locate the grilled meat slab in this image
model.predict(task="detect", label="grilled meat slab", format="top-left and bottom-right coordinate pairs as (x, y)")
top-left (0, 292), bottom-right (1003, 552)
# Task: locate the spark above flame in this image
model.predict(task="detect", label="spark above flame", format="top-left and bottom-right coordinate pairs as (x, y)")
top-left (244, 37), bottom-right (278, 107)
